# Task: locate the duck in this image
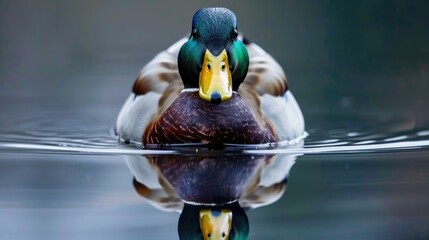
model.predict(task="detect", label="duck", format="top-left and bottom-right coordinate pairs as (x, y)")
top-left (116, 7), bottom-right (305, 147)
top-left (126, 150), bottom-right (302, 239)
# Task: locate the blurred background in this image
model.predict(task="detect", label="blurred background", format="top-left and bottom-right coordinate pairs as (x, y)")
top-left (1, 0), bottom-right (428, 126)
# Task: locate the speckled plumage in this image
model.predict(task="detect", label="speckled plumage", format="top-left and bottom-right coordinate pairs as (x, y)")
top-left (116, 8), bottom-right (305, 147)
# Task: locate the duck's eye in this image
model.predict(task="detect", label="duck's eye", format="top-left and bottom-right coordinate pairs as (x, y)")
top-left (207, 233), bottom-right (211, 238)
top-left (192, 29), bottom-right (198, 38)
top-left (207, 63), bottom-right (211, 71)
top-left (222, 232), bottom-right (226, 238)
top-left (232, 29), bottom-right (238, 39)
top-left (221, 62), bottom-right (226, 71)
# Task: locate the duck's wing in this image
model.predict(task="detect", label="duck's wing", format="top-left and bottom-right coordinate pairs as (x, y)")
top-left (127, 155), bottom-right (183, 212)
top-left (132, 38), bottom-right (187, 114)
top-left (239, 36), bottom-right (288, 96)
top-left (238, 36), bottom-right (305, 142)
top-left (239, 152), bottom-right (301, 209)
top-left (116, 38), bottom-right (186, 144)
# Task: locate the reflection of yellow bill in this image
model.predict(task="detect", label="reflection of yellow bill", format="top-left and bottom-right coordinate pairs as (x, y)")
top-left (199, 49), bottom-right (232, 103)
top-left (200, 209), bottom-right (232, 239)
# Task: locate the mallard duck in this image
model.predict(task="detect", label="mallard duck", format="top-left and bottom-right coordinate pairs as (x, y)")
top-left (127, 151), bottom-right (301, 239)
top-left (129, 153), bottom-right (299, 207)
top-left (116, 7), bottom-right (305, 147)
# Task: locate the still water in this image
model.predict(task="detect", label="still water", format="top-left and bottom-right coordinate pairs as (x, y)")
top-left (2, 1), bottom-right (429, 240)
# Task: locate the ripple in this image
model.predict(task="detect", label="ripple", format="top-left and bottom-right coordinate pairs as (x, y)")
top-left (0, 142), bottom-right (175, 155)
top-left (1, 131), bottom-right (429, 156)
top-left (1, 108), bottom-right (429, 156)
top-left (245, 140), bottom-right (429, 155)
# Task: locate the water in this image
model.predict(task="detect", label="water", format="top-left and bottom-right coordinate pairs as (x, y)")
top-left (1, 97), bottom-right (429, 240)
top-left (1, 1), bottom-right (429, 240)
top-left (2, 152), bottom-right (428, 240)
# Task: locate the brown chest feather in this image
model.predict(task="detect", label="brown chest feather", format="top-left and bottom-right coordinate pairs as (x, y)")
top-left (143, 92), bottom-right (276, 146)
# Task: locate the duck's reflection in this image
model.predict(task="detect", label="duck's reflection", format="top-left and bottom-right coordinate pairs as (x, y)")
top-left (126, 149), bottom-right (300, 239)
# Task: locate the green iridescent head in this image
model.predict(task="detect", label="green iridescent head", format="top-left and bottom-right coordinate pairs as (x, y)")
top-left (178, 8), bottom-right (249, 103)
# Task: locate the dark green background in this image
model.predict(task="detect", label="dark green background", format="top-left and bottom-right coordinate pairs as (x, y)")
top-left (1, 1), bottom-right (428, 121)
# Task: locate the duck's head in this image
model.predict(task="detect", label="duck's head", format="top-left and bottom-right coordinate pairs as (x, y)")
top-left (178, 8), bottom-right (249, 103)
top-left (178, 203), bottom-right (249, 240)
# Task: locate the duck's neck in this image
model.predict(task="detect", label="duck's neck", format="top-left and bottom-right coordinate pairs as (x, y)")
top-left (143, 91), bottom-right (276, 146)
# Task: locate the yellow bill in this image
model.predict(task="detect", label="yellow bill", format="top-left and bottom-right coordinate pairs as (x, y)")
top-left (200, 209), bottom-right (232, 239)
top-left (199, 49), bottom-right (232, 103)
